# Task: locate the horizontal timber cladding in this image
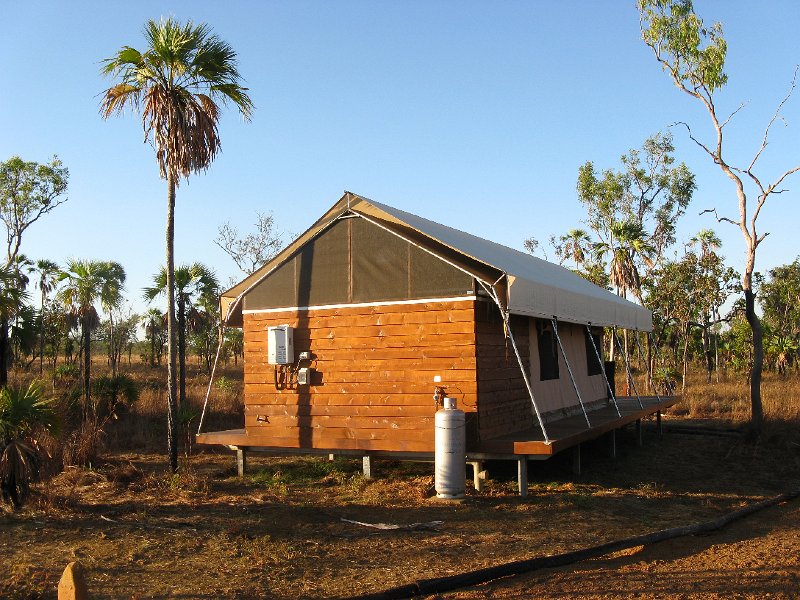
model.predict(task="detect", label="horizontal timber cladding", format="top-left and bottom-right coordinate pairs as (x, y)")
top-left (474, 301), bottom-right (536, 440)
top-left (242, 216), bottom-right (476, 312)
top-left (242, 300), bottom-right (479, 453)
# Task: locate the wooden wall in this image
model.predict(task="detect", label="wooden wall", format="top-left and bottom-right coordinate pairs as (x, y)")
top-left (474, 302), bottom-right (536, 440)
top-left (242, 300), bottom-right (478, 453)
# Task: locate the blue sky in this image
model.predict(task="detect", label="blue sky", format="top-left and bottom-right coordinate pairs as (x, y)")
top-left (1, 1), bottom-right (799, 315)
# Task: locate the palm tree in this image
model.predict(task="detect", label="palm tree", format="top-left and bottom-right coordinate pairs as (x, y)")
top-left (34, 259), bottom-right (59, 374)
top-left (606, 220), bottom-right (654, 302)
top-left (0, 381), bottom-right (57, 508)
top-left (101, 19), bottom-right (253, 472)
top-left (144, 308), bottom-right (166, 367)
top-left (57, 260), bottom-right (125, 414)
top-left (689, 229), bottom-right (722, 261)
top-left (145, 263), bottom-right (219, 409)
top-left (556, 229), bottom-right (592, 271)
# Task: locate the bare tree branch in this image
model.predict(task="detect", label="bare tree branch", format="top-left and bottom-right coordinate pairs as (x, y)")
top-left (748, 65), bottom-right (799, 173)
top-left (720, 102), bottom-right (747, 129)
top-left (671, 121), bottom-right (717, 161)
top-left (699, 208), bottom-right (738, 227)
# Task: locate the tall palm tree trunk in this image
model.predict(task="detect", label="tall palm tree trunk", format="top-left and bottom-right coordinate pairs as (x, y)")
top-left (109, 312), bottom-right (116, 376)
top-left (178, 294), bottom-right (186, 409)
top-left (0, 318), bottom-right (8, 386)
top-left (83, 317), bottom-right (92, 419)
top-left (166, 175), bottom-right (179, 472)
top-left (39, 289), bottom-right (46, 375)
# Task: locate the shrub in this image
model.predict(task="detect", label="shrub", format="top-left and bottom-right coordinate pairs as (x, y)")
top-left (0, 382), bottom-right (58, 508)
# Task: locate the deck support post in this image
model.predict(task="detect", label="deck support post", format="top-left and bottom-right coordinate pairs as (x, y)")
top-left (517, 457), bottom-right (528, 497)
top-left (609, 429), bottom-right (617, 459)
top-left (657, 411), bottom-right (663, 439)
top-left (636, 419), bottom-right (643, 447)
top-left (362, 455), bottom-right (373, 479)
top-left (468, 461), bottom-right (486, 492)
top-left (236, 448), bottom-right (247, 477)
top-left (572, 444), bottom-right (581, 476)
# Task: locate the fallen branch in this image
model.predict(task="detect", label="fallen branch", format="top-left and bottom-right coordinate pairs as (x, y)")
top-left (340, 518), bottom-right (443, 532)
top-left (344, 487), bottom-right (800, 600)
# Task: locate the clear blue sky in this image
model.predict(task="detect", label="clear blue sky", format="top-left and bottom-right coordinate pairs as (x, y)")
top-left (2, 1), bottom-right (799, 315)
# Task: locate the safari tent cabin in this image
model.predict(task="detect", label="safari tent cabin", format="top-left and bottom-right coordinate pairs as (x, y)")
top-left (197, 192), bottom-right (673, 460)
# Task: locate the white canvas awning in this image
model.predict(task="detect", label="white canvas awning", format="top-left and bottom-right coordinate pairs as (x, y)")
top-left (222, 192), bottom-right (652, 331)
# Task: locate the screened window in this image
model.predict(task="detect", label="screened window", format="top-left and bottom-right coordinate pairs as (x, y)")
top-left (585, 328), bottom-right (603, 376)
top-left (537, 320), bottom-right (559, 381)
top-left (243, 216), bottom-right (474, 310)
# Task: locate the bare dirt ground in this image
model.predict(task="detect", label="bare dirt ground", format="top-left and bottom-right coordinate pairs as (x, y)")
top-left (438, 500), bottom-right (800, 599)
top-left (2, 418), bottom-right (799, 599)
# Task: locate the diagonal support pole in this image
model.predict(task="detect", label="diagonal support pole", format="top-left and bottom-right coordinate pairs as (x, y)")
top-left (479, 280), bottom-right (550, 444)
top-left (613, 327), bottom-right (643, 409)
top-left (552, 319), bottom-right (591, 428)
top-left (587, 324), bottom-right (621, 417)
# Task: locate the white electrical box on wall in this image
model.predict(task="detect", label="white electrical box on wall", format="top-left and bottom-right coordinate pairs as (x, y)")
top-left (267, 325), bottom-right (294, 364)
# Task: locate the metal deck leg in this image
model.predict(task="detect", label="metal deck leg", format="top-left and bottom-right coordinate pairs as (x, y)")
top-left (518, 457), bottom-right (528, 497)
top-left (609, 429), bottom-right (617, 459)
top-left (236, 448), bottom-right (247, 477)
top-left (362, 455), bottom-right (373, 479)
top-left (468, 461), bottom-right (486, 492)
top-left (657, 411), bottom-right (663, 439)
top-left (572, 444), bottom-right (582, 475)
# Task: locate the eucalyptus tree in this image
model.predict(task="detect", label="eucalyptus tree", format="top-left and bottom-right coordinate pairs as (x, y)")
top-left (0, 157), bottom-right (68, 385)
top-left (34, 259), bottom-right (60, 374)
top-left (576, 132), bottom-right (695, 302)
top-left (215, 212), bottom-right (284, 275)
top-left (145, 263), bottom-right (219, 408)
top-left (101, 19), bottom-right (253, 471)
top-left (57, 260), bottom-right (126, 412)
top-left (0, 157), bottom-right (68, 267)
top-left (640, 0), bottom-right (800, 433)
top-left (760, 259), bottom-right (800, 373)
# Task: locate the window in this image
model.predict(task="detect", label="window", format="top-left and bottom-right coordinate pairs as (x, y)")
top-left (585, 328), bottom-right (603, 376)
top-left (537, 320), bottom-right (560, 381)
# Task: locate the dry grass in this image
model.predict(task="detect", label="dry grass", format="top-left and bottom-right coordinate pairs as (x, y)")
top-left (1, 358), bottom-right (799, 598)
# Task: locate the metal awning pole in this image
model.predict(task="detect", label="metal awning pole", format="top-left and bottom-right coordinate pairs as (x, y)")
top-left (197, 322), bottom-right (228, 435)
top-left (553, 319), bottom-right (591, 428)
top-left (198, 286), bottom-right (251, 436)
top-left (635, 331), bottom-right (662, 404)
top-left (613, 327), bottom-right (643, 409)
top-left (587, 324), bottom-right (621, 417)
top-left (478, 280), bottom-right (550, 445)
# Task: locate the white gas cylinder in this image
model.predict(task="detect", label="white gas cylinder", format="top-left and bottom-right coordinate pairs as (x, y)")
top-left (434, 397), bottom-right (466, 499)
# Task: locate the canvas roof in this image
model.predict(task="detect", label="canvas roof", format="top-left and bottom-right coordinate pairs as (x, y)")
top-left (222, 192), bottom-right (652, 331)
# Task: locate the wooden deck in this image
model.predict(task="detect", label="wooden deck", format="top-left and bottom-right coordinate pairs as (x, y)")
top-left (197, 395), bottom-right (676, 458)
top-left (477, 396), bottom-right (676, 456)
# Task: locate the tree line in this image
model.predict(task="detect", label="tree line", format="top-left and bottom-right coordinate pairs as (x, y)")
top-left (2, 2), bottom-right (800, 500)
